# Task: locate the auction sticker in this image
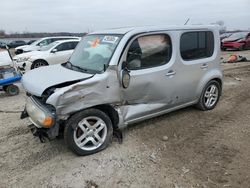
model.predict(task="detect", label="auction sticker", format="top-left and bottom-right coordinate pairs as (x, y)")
top-left (102, 36), bottom-right (119, 44)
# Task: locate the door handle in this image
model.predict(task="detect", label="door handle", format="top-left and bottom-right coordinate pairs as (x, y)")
top-left (201, 63), bottom-right (208, 69)
top-left (166, 70), bottom-right (176, 77)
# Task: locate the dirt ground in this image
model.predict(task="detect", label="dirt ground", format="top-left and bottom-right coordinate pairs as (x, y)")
top-left (0, 50), bottom-right (250, 188)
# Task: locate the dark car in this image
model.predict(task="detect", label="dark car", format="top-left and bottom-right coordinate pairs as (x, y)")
top-left (222, 32), bottom-right (250, 51)
top-left (27, 39), bottom-right (36, 45)
top-left (0, 41), bottom-right (7, 48)
top-left (7, 40), bottom-right (26, 48)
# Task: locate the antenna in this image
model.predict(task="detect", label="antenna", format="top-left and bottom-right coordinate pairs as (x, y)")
top-left (184, 18), bottom-right (190, 25)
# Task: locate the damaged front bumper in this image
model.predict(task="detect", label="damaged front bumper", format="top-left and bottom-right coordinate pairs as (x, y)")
top-left (21, 96), bottom-right (59, 141)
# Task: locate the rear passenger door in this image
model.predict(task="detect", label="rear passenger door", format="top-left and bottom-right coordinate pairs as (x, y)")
top-left (179, 31), bottom-right (215, 102)
top-left (48, 41), bottom-right (78, 65)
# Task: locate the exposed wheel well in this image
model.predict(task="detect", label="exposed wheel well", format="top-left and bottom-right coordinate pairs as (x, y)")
top-left (212, 78), bottom-right (222, 88)
top-left (94, 104), bottom-right (119, 129)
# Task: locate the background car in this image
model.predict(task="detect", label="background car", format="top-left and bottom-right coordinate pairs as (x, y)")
top-left (14, 39), bottom-right (80, 72)
top-left (221, 32), bottom-right (250, 51)
top-left (27, 39), bottom-right (36, 45)
top-left (15, 36), bottom-right (81, 55)
top-left (220, 32), bottom-right (232, 41)
top-left (7, 40), bottom-right (26, 48)
top-left (0, 41), bottom-right (7, 49)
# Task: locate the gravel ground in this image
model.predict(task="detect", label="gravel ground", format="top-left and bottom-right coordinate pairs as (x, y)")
top-left (0, 51), bottom-right (250, 188)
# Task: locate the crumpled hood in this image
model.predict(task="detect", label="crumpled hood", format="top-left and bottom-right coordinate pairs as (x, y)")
top-left (16, 45), bottom-right (39, 52)
top-left (22, 64), bottom-right (94, 96)
top-left (16, 45), bottom-right (29, 50)
top-left (14, 51), bottom-right (44, 60)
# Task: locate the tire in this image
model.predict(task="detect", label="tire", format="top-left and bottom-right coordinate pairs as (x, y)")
top-left (6, 84), bottom-right (19, 96)
top-left (2, 85), bottom-right (8, 92)
top-left (238, 45), bottom-right (245, 51)
top-left (64, 109), bottom-right (113, 156)
top-left (196, 80), bottom-right (221, 111)
top-left (15, 49), bottom-right (23, 55)
top-left (31, 60), bottom-right (48, 69)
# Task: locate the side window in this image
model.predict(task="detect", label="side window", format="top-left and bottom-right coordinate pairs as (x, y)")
top-left (38, 39), bottom-right (51, 46)
top-left (55, 42), bottom-right (78, 52)
top-left (55, 43), bottom-right (69, 52)
top-left (69, 41), bottom-right (79, 49)
top-left (126, 34), bottom-right (172, 70)
top-left (180, 31), bottom-right (214, 61)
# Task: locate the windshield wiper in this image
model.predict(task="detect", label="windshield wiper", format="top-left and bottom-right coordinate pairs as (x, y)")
top-left (66, 61), bottom-right (90, 73)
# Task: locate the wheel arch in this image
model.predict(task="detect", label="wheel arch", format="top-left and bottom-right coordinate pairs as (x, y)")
top-left (67, 104), bottom-right (120, 130)
top-left (94, 104), bottom-right (120, 129)
top-left (31, 59), bottom-right (49, 69)
top-left (196, 69), bottom-right (223, 99)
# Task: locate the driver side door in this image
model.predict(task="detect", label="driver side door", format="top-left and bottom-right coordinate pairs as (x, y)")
top-left (119, 33), bottom-right (181, 122)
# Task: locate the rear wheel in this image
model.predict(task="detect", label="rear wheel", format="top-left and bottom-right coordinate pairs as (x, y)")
top-left (5, 84), bottom-right (19, 96)
top-left (31, 60), bottom-right (48, 69)
top-left (238, 45), bottom-right (246, 51)
top-left (64, 109), bottom-right (113, 156)
top-left (196, 80), bottom-right (221, 111)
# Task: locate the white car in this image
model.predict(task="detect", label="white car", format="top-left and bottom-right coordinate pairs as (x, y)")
top-left (14, 39), bottom-right (80, 72)
top-left (15, 36), bottom-right (81, 55)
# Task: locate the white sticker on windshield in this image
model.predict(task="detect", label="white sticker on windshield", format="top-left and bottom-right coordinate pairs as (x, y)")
top-left (102, 36), bottom-right (119, 44)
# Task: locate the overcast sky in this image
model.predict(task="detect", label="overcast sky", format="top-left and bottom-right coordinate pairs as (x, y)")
top-left (1, 0), bottom-right (249, 33)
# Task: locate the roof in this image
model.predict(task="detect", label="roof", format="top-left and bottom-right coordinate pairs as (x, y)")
top-left (55, 39), bottom-right (80, 43)
top-left (91, 25), bottom-right (219, 35)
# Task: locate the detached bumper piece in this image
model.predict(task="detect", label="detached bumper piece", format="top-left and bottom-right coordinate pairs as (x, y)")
top-left (28, 123), bottom-right (59, 143)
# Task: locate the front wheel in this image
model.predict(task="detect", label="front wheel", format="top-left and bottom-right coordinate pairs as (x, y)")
top-left (64, 109), bottom-right (113, 156)
top-left (31, 60), bottom-right (48, 69)
top-left (196, 80), bottom-right (221, 111)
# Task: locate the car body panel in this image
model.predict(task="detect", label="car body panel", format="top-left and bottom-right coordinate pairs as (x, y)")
top-left (21, 64), bottom-right (93, 96)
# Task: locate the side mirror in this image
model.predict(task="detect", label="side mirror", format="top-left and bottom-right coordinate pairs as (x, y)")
top-left (121, 68), bottom-right (130, 89)
top-left (51, 49), bottom-right (57, 53)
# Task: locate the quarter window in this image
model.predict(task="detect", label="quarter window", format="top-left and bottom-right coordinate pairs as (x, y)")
top-left (180, 31), bottom-right (214, 61)
top-left (126, 34), bottom-right (172, 70)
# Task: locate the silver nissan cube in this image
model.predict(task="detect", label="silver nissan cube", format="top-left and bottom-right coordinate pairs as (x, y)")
top-left (21, 25), bottom-right (222, 155)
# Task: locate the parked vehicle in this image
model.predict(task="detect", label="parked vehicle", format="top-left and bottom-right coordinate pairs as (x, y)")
top-left (220, 32), bottom-right (232, 41)
top-left (15, 36), bottom-right (81, 55)
top-left (221, 32), bottom-right (250, 51)
top-left (0, 41), bottom-right (7, 49)
top-left (27, 39), bottom-right (37, 45)
top-left (21, 25), bottom-right (222, 156)
top-left (7, 40), bottom-right (26, 48)
top-left (14, 39), bottom-right (79, 72)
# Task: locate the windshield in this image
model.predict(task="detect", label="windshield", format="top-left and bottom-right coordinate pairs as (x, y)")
top-left (40, 41), bottom-right (60, 51)
top-left (227, 32), bottom-right (248, 40)
top-left (69, 34), bottom-right (122, 73)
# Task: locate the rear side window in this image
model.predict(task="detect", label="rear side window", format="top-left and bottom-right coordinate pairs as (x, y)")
top-left (126, 34), bottom-right (172, 70)
top-left (180, 31), bottom-right (214, 61)
top-left (55, 41), bottom-right (79, 51)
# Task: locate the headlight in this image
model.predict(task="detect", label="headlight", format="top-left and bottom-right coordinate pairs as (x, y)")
top-left (16, 57), bottom-right (31, 62)
top-left (26, 97), bottom-right (54, 128)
